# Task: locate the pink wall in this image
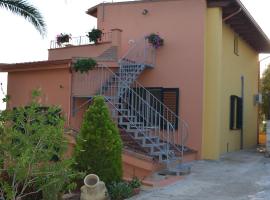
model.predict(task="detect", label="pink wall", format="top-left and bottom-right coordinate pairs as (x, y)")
top-left (96, 0), bottom-right (206, 156)
top-left (7, 67), bottom-right (72, 125)
top-left (48, 43), bottom-right (112, 60)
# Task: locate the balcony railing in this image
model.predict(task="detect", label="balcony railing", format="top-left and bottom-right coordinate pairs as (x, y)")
top-left (50, 32), bottom-right (112, 49)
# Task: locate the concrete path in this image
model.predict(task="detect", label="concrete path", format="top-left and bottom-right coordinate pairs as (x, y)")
top-left (131, 150), bottom-right (270, 200)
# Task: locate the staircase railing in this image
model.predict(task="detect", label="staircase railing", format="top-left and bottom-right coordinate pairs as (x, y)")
top-left (92, 63), bottom-right (189, 164)
top-left (72, 36), bottom-right (189, 165)
top-left (124, 79), bottom-right (189, 159)
top-left (93, 65), bottom-right (175, 161)
top-left (120, 37), bottom-right (156, 67)
top-left (118, 37), bottom-right (189, 160)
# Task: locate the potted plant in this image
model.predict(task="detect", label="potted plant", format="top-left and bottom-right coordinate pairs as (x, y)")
top-left (129, 177), bottom-right (142, 195)
top-left (56, 33), bottom-right (71, 46)
top-left (146, 33), bottom-right (164, 49)
top-left (73, 58), bottom-right (97, 73)
top-left (87, 28), bottom-right (102, 44)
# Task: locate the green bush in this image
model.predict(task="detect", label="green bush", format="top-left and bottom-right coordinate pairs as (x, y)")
top-left (73, 58), bottom-right (97, 74)
top-left (129, 177), bottom-right (142, 189)
top-left (107, 181), bottom-right (133, 200)
top-left (87, 28), bottom-right (102, 44)
top-left (74, 96), bottom-right (123, 184)
top-left (0, 90), bottom-right (82, 200)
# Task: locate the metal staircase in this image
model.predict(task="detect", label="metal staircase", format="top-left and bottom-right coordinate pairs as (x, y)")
top-left (75, 37), bottom-right (190, 173)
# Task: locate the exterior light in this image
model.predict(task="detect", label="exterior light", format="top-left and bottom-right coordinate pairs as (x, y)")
top-left (142, 9), bottom-right (148, 15)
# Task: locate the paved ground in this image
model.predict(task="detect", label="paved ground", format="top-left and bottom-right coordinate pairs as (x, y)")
top-left (131, 149), bottom-right (270, 200)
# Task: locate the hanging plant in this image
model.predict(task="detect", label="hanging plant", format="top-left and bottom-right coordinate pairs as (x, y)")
top-left (56, 33), bottom-right (72, 46)
top-left (146, 33), bottom-right (164, 49)
top-left (73, 58), bottom-right (97, 73)
top-left (87, 28), bottom-right (103, 44)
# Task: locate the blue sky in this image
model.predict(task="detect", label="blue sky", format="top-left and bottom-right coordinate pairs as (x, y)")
top-left (1, 0), bottom-right (270, 110)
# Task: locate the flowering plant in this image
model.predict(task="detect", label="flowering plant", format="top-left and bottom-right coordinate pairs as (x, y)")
top-left (146, 33), bottom-right (164, 49)
top-left (56, 33), bottom-right (71, 46)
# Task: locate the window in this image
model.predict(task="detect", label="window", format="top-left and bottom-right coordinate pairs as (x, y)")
top-left (163, 88), bottom-right (179, 129)
top-left (130, 87), bottom-right (179, 129)
top-left (230, 95), bottom-right (242, 130)
top-left (234, 34), bottom-right (239, 56)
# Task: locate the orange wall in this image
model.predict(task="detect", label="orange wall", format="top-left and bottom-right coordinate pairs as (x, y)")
top-left (96, 0), bottom-right (206, 155)
top-left (7, 67), bottom-right (72, 124)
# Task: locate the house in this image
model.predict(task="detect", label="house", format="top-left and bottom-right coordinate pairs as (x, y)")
top-left (1, 0), bottom-right (269, 180)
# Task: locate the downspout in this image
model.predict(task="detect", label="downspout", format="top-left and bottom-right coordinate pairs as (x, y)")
top-left (240, 76), bottom-right (244, 149)
top-left (223, 8), bottom-right (242, 22)
top-left (222, 7), bottom-right (243, 149)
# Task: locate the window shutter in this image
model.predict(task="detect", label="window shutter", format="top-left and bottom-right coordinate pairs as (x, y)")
top-left (236, 97), bottom-right (243, 129)
top-left (230, 95), bottom-right (236, 130)
top-left (163, 88), bottom-right (179, 129)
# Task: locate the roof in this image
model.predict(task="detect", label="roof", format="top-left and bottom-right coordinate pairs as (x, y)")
top-left (87, 0), bottom-right (270, 53)
top-left (208, 0), bottom-right (270, 53)
top-left (0, 59), bottom-right (72, 72)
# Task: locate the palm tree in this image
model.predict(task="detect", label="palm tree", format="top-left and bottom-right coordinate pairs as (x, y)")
top-left (0, 0), bottom-right (46, 36)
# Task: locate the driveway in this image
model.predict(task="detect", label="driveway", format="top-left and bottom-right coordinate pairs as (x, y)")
top-left (131, 150), bottom-right (270, 200)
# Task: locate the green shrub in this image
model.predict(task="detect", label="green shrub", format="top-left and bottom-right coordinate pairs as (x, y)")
top-left (129, 177), bottom-right (142, 189)
top-left (107, 181), bottom-right (133, 200)
top-left (87, 28), bottom-right (102, 44)
top-left (73, 58), bottom-right (97, 74)
top-left (0, 90), bottom-right (82, 200)
top-left (74, 96), bottom-right (123, 184)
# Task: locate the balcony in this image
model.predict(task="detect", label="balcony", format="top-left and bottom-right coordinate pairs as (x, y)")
top-left (48, 29), bottom-right (122, 61)
top-left (49, 32), bottom-right (112, 49)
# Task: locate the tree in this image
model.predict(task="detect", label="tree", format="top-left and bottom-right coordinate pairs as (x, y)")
top-left (261, 66), bottom-right (270, 120)
top-left (0, 0), bottom-right (46, 36)
top-left (74, 96), bottom-right (123, 184)
top-left (0, 91), bottom-right (81, 200)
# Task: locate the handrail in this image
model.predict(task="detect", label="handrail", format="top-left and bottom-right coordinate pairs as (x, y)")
top-left (98, 63), bottom-right (187, 160)
top-left (71, 35), bottom-right (189, 164)
top-left (118, 37), bottom-right (189, 161)
top-left (97, 64), bottom-right (175, 158)
top-left (50, 32), bottom-right (112, 49)
top-left (119, 37), bottom-right (156, 67)
top-left (130, 77), bottom-right (189, 144)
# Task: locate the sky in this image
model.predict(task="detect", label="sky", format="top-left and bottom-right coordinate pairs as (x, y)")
top-left (0, 0), bottom-right (270, 110)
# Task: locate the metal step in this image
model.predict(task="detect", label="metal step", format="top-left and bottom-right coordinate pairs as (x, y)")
top-left (142, 142), bottom-right (167, 148)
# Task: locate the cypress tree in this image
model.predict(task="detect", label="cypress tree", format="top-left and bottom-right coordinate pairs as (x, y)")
top-left (74, 96), bottom-right (123, 184)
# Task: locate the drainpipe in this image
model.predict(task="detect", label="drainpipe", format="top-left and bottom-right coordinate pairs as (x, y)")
top-left (240, 76), bottom-right (244, 149)
top-left (223, 8), bottom-right (242, 22)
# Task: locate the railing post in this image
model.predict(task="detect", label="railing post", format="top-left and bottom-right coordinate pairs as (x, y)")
top-left (79, 36), bottom-right (82, 45)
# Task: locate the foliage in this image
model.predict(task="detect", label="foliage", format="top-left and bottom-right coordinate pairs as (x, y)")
top-left (74, 96), bottom-right (123, 184)
top-left (107, 181), bottom-right (133, 200)
top-left (261, 67), bottom-right (270, 120)
top-left (146, 33), bottom-right (164, 49)
top-left (56, 33), bottom-right (71, 46)
top-left (0, 0), bottom-right (46, 36)
top-left (87, 28), bottom-right (102, 44)
top-left (129, 177), bottom-right (141, 189)
top-left (73, 58), bottom-right (97, 74)
top-left (0, 90), bottom-right (82, 200)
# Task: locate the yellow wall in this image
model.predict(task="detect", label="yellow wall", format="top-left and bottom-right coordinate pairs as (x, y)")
top-left (203, 8), bottom-right (223, 160)
top-left (203, 8), bottom-right (259, 159)
top-left (220, 24), bottom-right (258, 154)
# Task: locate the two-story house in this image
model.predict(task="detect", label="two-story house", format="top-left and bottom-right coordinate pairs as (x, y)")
top-left (1, 0), bottom-right (269, 180)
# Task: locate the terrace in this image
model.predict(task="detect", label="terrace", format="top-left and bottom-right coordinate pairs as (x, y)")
top-left (48, 29), bottom-right (122, 61)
